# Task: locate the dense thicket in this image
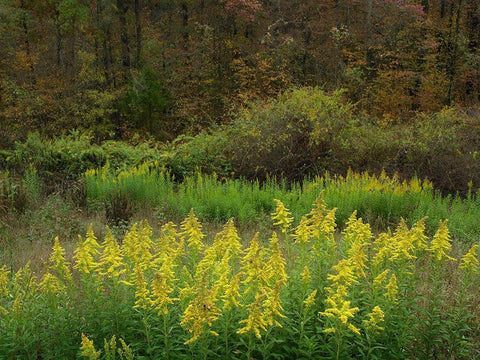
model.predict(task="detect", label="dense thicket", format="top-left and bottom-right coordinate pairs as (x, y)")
top-left (0, 0), bottom-right (479, 143)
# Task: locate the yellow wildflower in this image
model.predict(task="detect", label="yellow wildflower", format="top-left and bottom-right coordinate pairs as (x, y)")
top-left (271, 199), bottom-right (293, 234)
top-left (241, 233), bottom-right (269, 296)
top-left (385, 274), bottom-right (398, 302)
top-left (304, 289), bottom-right (317, 310)
top-left (327, 259), bottom-right (358, 287)
top-left (394, 219), bottom-right (416, 260)
top-left (411, 217), bottom-right (428, 250)
top-left (263, 280), bottom-right (286, 327)
top-left (39, 272), bottom-right (64, 294)
top-left (181, 209), bottom-right (205, 253)
top-left (266, 232), bottom-right (287, 284)
top-left (181, 278), bottom-right (221, 344)
top-left (293, 216), bottom-right (312, 244)
top-left (80, 334), bottom-right (101, 360)
top-left (98, 227), bottom-right (126, 279)
top-left (74, 225), bottom-right (101, 274)
top-left (429, 220), bottom-right (455, 261)
top-left (49, 237), bottom-right (72, 282)
top-left (133, 265), bottom-right (152, 310)
top-left (237, 293), bottom-right (268, 339)
top-left (222, 272), bottom-right (242, 311)
top-left (373, 269), bottom-right (390, 289)
top-left (301, 266), bottom-right (311, 288)
top-left (151, 255), bottom-right (177, 315)
top-left (460, 244), bottom-right (479, 274)
top-left (363, 305), bottom-right (385, 333)
top-left (0, 266), bottom-right (10, 297)
top-left (218, 218), bottom-right (243, 258)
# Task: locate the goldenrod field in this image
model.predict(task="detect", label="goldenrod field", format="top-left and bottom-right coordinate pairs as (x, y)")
top-left (0, 197), bottom-right (478, 359)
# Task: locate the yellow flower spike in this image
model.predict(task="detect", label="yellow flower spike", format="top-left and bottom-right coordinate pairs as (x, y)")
top-left (49, 237), bottom-right (72, 282)
top-left (122, 223), bottom-right (140, 263)
top-left (241, 233), bottom-right (269, 296)
top-left (263, 280), bottom-right (287, 327)
top-left (373, 269), bottom-right (390, 289)
top-left (385, 274), bottom-right (398, 302)
top-left (80, 333), bottom-right (101, 360)
top-left (181, 277), bottom-right (221, 344)
top-left (181, 209), bottom-right (205, 253)
top-left (393, 219), bottom-right (416, 261)
top-left (158, 222), bottom-right (180, 253)
top-left (0, 266), bottom-right (10, 297)
top-left (217, 218), bottom-right (243, 258)
top-left (327, 259), bottom-right (358, 287)
top-left (429, 220), bottom-right (456, 261)
top-left (303, 289), bottom-right (317, 310)
top-left (271, 199), bottom-right (293, 234)
top-left (98, 227), bottom-right (126, 279)
top-left (267, 232), bottom-right (287, 284)
top-left (460, 244), bottom-right (479, 274)
top-left (411, 217), bottom-right (428, 250)
top-left (74, 225), bottom-right (101, 275)
top-left (293, 216), bottom-right (312, 244)
top-left (347, 237), bottom-right (368, 278)
top-left (222, 272), bottom-right (242, 311)
top-left (237, 292), bottom-right (268, 339)
top-left (301, 266), bottom-right (311, 287)
top-left (151, 257), bottom-right (178, 315)
top-left (343, 214), bottom-right (373, 248)
top-left (133, 264), bottom-right (152, 310)
top-left (39, 272), bottom-right (64, 294)
top-left (363, 305), bottom-right (385, 333)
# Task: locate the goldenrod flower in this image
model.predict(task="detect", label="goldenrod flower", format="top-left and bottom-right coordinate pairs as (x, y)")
top-left (133, 265), bottom-right (152, 310)
top-left (49, 237), bottom-right (72, 282)
top-left (237, 293), bottom-right (268, 339)
top-left (327, 259), bottom-right (358, 287)
top-left (411, 217), bottom-right (428, 250)
top-left (181, 209), bottom-right (205, 253)
top-left (222, 272), bottom-right (241, 311)
top-left (385, 274), bottom-right (398, 301)
top-left (271, 199), bottom-right (293, 234)
top-left (80, 334), bottom-right (101, 360)
top-left (98, 227), bottom-right (126, 279)
top-left (363, 305), bottom-right (385, 333)
top-left (429, 220), bottom-right (455, 261)
top-left (151, 255), bottom-right (177, 315)
top-left (301, 266), bottom-right (311, 287)
top-left (263, 280), bottom-right (286, 327)
top-left (123, 222), bottom-right (154, 270)
top-left (460, 244), bottom-right (479, 274)
top-left (320, 286), bottom-right (359, 335)
top-left (181, 277), bottom-right (221, 344)
top-left (74, 225), bottom-right (101, 274)
top-left (293, 216), bottom-right (312, 244)
top-left (373, 269), bottom-right (390, 289)
top-left (0, 266), bottom-right (10, 297)
top-left (39, 272), bottom-right (64, 294)
top-left (266, 232), bottom-right (287, 284)
top-left (303, 289), bottom-right (317, 310)
top-left (241, 233), bottom-right (269, 296)
top-left (394, 219), bottom-right (416, 261)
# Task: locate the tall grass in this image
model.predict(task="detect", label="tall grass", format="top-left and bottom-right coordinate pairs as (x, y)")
top-left (85, 165), bottom-right (480, 241)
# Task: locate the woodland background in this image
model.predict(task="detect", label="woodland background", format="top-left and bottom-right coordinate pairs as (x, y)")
top-left (1, 0), bottom-right (480, 193)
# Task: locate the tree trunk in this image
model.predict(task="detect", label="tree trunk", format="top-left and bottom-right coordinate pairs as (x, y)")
top-left (365, 0), bottom-right (375, 81)
top-left (117, 0), bottom-right (131, 68)
top-left (134, 0), bottom-right (142, 66)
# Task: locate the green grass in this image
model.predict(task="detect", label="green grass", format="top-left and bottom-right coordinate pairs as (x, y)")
top-left (84, 165), bottom-right (480, 242)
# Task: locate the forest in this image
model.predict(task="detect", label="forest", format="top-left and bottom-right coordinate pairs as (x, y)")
top-left (1, 1), bottom-right (480, 359)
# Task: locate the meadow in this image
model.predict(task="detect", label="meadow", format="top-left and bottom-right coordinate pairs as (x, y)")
top-left (0, 197), bottom-right (478, 359)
